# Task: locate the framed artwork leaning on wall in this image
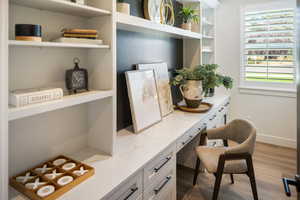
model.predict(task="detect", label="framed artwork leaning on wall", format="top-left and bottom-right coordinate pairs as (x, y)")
top-left (125, 70), bottom-right (162, 133)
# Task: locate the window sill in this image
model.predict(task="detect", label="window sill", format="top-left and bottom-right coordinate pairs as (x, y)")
top-left (239, 86), bottom-right (296, 98)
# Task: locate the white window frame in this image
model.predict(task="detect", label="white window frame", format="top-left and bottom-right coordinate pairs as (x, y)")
top-left (239, 1), bottom-right (297, 95)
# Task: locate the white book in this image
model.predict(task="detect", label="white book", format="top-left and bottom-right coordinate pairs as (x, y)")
top-left (53, 37), bottom-right (103, 45)
top-left (10, 87), bottom-right (63, 107)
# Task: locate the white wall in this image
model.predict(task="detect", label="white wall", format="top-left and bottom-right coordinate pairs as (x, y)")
top-left (216, 0), bottom-right (297, 148)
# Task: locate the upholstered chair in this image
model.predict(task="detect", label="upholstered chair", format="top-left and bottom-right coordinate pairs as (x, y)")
top-left (193, 119), bottom-right (258, 200)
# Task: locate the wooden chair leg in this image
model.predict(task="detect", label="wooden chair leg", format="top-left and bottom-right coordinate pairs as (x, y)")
top-left (246, 157), bottom-right (258, 200)
top-left (212, 157), bottom-right (225, 200)
top-left (193, 131), bottom-right (207, 186)
top-left (230, 174), bottom-right (234, 184)
top-left (212, 171), bottom-right (223, 200)
top-left (193, 157), bottom-right (201, 186)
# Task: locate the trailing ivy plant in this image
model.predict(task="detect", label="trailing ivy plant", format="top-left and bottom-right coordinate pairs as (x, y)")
top-left (178, 7), bottom-right (199, 24)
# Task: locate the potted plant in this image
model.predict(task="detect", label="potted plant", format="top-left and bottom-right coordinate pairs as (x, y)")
top-left (171, 65), bottom-right (233, 108)
top-left (178, 7), bottom-right (199, 31)
top-left (117, 0), bottom-right (130, 15)
top-left (171, 66), bottom-right (205, 108)
top-left (199, 64), bottom-right (233, 97)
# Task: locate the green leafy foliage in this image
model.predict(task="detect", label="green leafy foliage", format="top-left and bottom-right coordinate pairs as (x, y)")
top-left (171, 64), bottom-right (234, 92)
top-left (178, 7), bottom-right (199, 24)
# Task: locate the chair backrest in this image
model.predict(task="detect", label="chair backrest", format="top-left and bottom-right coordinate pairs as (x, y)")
top-left (225, 119), bottom-right (257, 155)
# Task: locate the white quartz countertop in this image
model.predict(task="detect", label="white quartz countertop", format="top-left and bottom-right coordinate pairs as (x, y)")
top-left (11, 94), bottom-right (230, 200)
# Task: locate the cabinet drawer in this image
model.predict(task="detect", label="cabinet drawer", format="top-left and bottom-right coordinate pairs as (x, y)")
top-left (176, 123), bottom-right (204, 152)
top-left (144, 169), bottom-right (176, 200)
top-left (144, 144), bottom-right (176, 187)
top-left (177, 133), bottom-right (192, 152)
top-left (205, 111), bottom-right (218, 129)
top-left (217, 100), bottom-right (230, 116)
top-left (105, 171), bottom-right (143, 200)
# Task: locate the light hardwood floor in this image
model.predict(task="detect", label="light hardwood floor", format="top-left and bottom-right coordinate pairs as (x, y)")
top-left (177, 142), bottom-right (297, 200)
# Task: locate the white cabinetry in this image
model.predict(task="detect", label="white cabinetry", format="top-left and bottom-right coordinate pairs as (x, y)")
top-left (201, 2), bottom-right (217, 64)
top-left (1, 1), bottom-right (116, 198)
top-left (181, 0), bottom-right (218, 66)
top-left (103, 171), bottom-right (143, 200)
top-left (143, 169), bottom-right (176, 200)
top-left (104, 144), bottom-right (176, 200)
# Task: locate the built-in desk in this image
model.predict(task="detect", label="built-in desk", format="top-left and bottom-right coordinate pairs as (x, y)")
top-left (11, 94), bottom-right (230, 200)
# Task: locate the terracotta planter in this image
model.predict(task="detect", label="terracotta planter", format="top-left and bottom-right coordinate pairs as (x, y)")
top-left (180, 80), bottom-right (203, 108)
top-left (117, 3), bottom-right (130, 15)
top-left (181, 22), bottom-right (192, 31)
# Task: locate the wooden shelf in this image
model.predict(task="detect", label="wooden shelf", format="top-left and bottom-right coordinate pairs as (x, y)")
top-left (10, 0), bottom-right (111, 17)
top-left (9, 40), bottom-right (110, 49)
top-left (117, 12), bottom-right (202, 40)
top-left (9, 90), bottom-right (113, 121)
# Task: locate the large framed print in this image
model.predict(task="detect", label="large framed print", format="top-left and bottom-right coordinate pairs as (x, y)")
top-left (137, 62), bottom-right (174, 117)
top-left (125, 70), bottom-right (162, 133)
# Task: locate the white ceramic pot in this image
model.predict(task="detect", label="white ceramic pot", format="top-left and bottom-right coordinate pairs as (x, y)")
top-left (180, 80), bottom-right (203, 100)
top-left (180, 80), bottom-right (203, 108)
top-left (117, 3), bottom-right (130, 15)
top-left (181, 22), bottom-right (192, 31)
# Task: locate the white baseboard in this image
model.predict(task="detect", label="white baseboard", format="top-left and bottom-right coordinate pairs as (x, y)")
top-left (257, 133), bottom-right (296, 149)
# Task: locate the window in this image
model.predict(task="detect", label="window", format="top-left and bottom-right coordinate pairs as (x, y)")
top-left (241, 7), bottom-right (296, 91)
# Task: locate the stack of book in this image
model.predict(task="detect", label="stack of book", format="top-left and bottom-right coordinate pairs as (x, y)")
top-left (54, 28), bottom-right (103, 45)
top-left (62, 28), bottom-right (98, 39)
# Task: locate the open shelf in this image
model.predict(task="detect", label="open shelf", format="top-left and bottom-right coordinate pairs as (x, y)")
top-left (9, 40), bottom-right (110, 49)
top-left (68, 147), bottom-right (111, 163)
top-left (202, 19), bottom-right (214, 26)
top-left (203, 35), bottom-right (214, 39)
top-left (117, 12), bottom-right (202, 40)
top-left (202, 48), bottom-right (213, 53)
top-left (9, 90), bottom-right (113, 121)
top-left (176, 0), bottom-right (220, 8)
top-left (10, 0), bottom-right (111, 18)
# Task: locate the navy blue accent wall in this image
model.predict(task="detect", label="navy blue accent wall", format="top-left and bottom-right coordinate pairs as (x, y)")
top-left (117, 0), bottom-right (183, 130)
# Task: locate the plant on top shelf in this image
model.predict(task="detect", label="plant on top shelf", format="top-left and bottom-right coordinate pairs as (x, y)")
top-left (117, 0), bottom-right (130, 15)
top-left (178, 7), bottom-right (199, 31)
top-left (171, 64), bottom-right (233, 108)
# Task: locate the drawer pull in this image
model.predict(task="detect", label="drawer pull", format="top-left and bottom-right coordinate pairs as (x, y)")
top-left (154, 176), bottom-right (172, 195)
top-left (123, 187), bottom-right (138, 200)
top-left (225, 102), bottom-right (230, 107)
top-left (154, 156), bottom-right (172, 173)
top-left (209, 114), bottom-right (217, 121)
top-left (182, 135), bottom-right (193, 146)
top-left (218, 107), bottom-right (224, 112)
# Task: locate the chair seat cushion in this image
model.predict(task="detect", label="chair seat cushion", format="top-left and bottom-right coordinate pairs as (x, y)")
top-left (195, 146), bottom-right (248, 174)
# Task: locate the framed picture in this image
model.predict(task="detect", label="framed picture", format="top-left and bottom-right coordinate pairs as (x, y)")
top-left (137, 62), bottom-right (174, 117)
top-left (125, 70), bottom-right (162, 133)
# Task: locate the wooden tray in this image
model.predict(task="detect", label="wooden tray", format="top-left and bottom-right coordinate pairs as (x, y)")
top-left (177, 102), bottom-right (213, 113)
top-left (10, 155), bottom-right (94, 200)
